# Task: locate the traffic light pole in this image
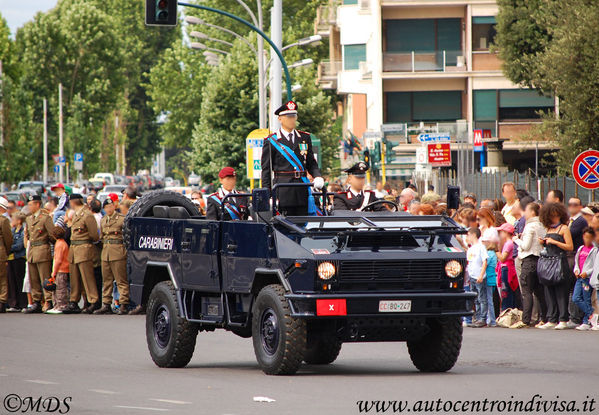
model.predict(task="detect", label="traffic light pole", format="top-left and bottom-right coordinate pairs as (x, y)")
top-left (177, 2), bottom-right (293, 102)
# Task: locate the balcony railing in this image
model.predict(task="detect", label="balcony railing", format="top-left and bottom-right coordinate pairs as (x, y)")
top-left (383, 51), bottom-right (466, 72)
top-left (319, 60), bottom-right (342, 78)
top-left (315, 0), bottom-right (340, 34)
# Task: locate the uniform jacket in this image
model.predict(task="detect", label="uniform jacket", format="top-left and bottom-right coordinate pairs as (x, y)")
top-left (25, 210), bottom-right (54, 263)
top-left (68, 207), bottom-right (99, 264)
top-left (569, 214), bottom-right (587, 252)
top-left (206, 187), bottom-right (246, 221)
top-left (101, 211), bottom-right (126, 262)
top-left (261, 129), bottom-right (321, 208)
top-left (333, 189), bottom-right (380, 211)
top-left (0, 215), bottom-right (13, 262)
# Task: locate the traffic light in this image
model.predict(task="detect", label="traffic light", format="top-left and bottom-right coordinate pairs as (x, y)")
top-left (372, 141), bottom-right (381, 164)
top-left (145, 0), bottom-right (178, 27)
top-left (363, 149), bottom-right (370, 167)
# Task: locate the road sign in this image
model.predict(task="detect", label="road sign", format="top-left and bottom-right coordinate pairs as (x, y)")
top-left (416, 147), bottom-right (427, 165)
top-left (428, 143), bottom-right (452, 167)
top-left (473, 129), bottom-right (484, 152)
top-left (572, 150), bottom-right (599, 189)
top-left (53, 165), bottom-right (59, 173)
top-left (74, 153), bottom-right (83, 162)
top-left (417, 133), bottom-right (451, 143)
top-left (246, 129), bottom-right (269, 180)
top-left (58, 156), bottom-right (66, 167)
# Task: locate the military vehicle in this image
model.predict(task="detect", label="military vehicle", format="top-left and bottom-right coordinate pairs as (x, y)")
top-left (125, 185), bottom-right (474, 375)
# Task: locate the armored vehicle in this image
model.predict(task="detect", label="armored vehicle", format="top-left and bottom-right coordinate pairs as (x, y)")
top-left (125, 186), bottom-right (474, 375)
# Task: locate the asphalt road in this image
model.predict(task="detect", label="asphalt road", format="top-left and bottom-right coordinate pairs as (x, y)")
top-left (1, 314), bottom-right (598, 415)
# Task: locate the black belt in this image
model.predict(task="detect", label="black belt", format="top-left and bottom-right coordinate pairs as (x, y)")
top-left (30, 241), bottom-right (49, 247)
top-left (71, 240), bottom-right (92, 246)
top-left (274, 171), bottom-right (306, 179)
top-left (104, 239), bottom-right (123, 244)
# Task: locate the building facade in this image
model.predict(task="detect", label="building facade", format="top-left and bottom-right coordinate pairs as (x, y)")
top-left (316, 0), bottom-right (557, 180)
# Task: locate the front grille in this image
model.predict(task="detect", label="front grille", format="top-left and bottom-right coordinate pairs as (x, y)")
top-left (337, 259), bottom-right (447, 291)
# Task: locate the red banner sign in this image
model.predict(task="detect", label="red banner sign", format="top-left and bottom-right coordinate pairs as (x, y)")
top-left (428, 143), bottom-right (452, 167)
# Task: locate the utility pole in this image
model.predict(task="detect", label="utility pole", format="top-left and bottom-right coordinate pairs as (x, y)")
top-left (43, 99), bottom-right (48, 184)
top-left (115, 115), bottom-right (119, 174)
top-left (257, 3), bottom-right (266, 130)
top-left (58, 83), bottom-right (64, 183)
top-left (269, 0), bottom-right (282, 131)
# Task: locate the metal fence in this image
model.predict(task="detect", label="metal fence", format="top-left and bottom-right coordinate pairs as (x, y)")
top-left (432, 170), bottom-right (599, 204)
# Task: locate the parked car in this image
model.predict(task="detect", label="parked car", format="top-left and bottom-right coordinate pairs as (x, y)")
top-left (93, 173), bottom-right (115, 185)
top-left (2, 191), bottom-right (30, 207)
top-left (88, 179), bottom-right (105, 192)
top-left (102, 185), bottom-right (127, 194)
top-left (17, 181), bottom-right (47, 195)
top-left (188, 173), bottom-right (201, 186)
top-left (96, 191), bottom-right (123, 204)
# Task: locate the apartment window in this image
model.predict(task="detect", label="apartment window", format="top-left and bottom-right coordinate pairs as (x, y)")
top-left (472, 16), bottom-right (496, 51)
top-left (499, 89), bottom-right (554, 120)
top-left (343, 0), bottom-right (358, 4)
top-left (385, 18), bottom-right (461, 65)
top-left (343, 44), bottom-right (366, 70)
top-left (386, 91), bottom-right (462, 123)
top-left (474, 90), bottom-right (497, 121)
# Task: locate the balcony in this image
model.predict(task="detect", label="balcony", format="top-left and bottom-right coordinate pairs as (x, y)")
top-left (317, 59), bottom-right (342, 89)
top-left (315, 0), bottom-right (340, 36)
top-left (472, 51), bottom-right (502, 72)
top-left (383, 51), bottom-right (466, 73)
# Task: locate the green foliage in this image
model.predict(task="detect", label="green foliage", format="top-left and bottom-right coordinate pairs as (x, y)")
top-left (496, 0), bottom-right (599, 173)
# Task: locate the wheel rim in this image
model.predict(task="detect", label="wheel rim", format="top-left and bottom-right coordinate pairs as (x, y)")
top-left (260, 307), bottom-right (279, 356)
top-left (153, 304), bottom-right (171, 349)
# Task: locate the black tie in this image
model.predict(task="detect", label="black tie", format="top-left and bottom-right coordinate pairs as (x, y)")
top-left (288, 131), bottom-right (293, 144)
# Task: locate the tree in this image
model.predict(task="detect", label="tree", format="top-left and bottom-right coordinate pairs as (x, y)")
top-left (495, 0), bottom-right (599, 172)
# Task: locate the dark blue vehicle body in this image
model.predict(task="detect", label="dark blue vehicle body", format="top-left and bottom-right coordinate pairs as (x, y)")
top-left (128, 205), bottom-right (474, 342)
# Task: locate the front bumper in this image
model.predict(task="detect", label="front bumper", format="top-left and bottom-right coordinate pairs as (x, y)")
top-left (286, 291), bottom-right (476, 318)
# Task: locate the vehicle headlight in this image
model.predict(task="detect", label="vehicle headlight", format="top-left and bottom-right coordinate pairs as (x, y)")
top-left (317, 262), bottom-right (336, 280)
top-left (445, 260), bottom-right (462, 278)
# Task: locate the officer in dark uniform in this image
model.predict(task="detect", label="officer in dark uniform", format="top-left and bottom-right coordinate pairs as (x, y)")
top-left (333, 162), bottom-right (382, 211)
top-left (261, 100), bottom-right (324, 216)
top-left (206, 167), bottom-right (247, 221)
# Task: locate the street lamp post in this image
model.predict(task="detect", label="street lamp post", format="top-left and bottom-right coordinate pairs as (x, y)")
top-left (190, 42), bottom-right (230, 55)
top-left (190, 31), bottom-right (234, 47)
top-left (178, 2), bottom-right (293, 103)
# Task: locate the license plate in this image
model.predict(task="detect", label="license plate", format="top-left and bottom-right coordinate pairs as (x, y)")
top-left (378, 300), bottom-right (411, 313)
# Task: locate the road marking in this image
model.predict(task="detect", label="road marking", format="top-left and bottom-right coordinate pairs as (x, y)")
top-left (89, 389), bottom-right (119, 395)
top-left (149, 399), bottom-right (192, 405)
top-left (114, 406), bottom-right (169, 412)
top-left (25, 379), bottom-right (58, 385)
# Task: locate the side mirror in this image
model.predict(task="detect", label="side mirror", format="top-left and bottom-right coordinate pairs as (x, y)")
top-left (252, 188), bottom-right (271, 213)
top-left (447, 185), bottom-right (460, 210)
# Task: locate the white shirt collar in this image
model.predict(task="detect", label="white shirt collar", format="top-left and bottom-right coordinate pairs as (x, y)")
top-left (348, 187), bottom-right (363, 197)
top-left (571, 212), bottom-right (582, 220)
top-left (218, 187), bottom-right (235, 199)
top-left (280, 128), bottom-right (295, 142)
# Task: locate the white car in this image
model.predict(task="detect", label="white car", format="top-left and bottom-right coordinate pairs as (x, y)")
top-left (188, 173), bottom-right (201, 186)
top-left (94, 173), bottom-right (115, 185)
top-left (96, 192), bottom-right (123, 204)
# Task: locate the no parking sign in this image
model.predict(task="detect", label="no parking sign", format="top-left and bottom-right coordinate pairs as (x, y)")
top-left (572, 150), bottom-right (599, 189)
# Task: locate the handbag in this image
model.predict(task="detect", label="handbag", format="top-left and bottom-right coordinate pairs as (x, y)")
top-left (537, 252), bottom-right (565, 286)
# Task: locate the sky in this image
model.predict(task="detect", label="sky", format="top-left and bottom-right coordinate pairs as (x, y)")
top-left (0, 0), bottom-right (58, 36)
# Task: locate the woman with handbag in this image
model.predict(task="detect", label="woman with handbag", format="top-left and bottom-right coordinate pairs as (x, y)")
top-left (537, 202), bottom-right (573, 330)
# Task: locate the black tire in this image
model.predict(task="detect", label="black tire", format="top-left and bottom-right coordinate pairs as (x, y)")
top-left (123, 190), bottom-right (200, 247)
top-left (407, 317), bottom-right (463, 372)
top-left (304, 333), bottom-right (342, 365)
top-left (252, 284), bottom-right (306, 375)
top-left (146, 281), bottom-right (198, 368)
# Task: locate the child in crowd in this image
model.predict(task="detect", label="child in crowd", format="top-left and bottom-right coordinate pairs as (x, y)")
top-left (46, 226), bottom-right (70, 314)
top-left (496, 223), bottom-right (518, 311)
top-left (467, 227), bottom-right (488, 327)
top-left (481, 235), bottom-right (498, 327)
top-left (572, 227), bottom-right (596, 330)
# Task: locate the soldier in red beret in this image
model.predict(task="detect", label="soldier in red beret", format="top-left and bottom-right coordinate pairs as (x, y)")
top-left (206, 167), bottom-right (247, 221)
